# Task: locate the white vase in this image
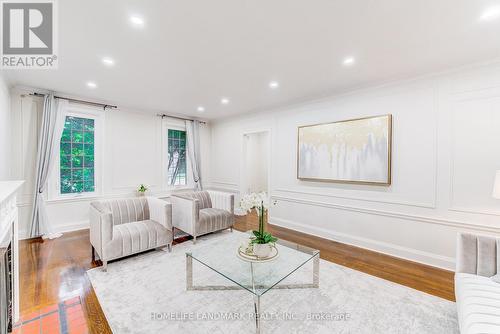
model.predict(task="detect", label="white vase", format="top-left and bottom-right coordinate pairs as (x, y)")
top-left (253, 243), bottom-right (273, 258)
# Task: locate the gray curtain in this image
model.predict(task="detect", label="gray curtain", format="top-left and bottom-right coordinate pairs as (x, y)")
top-left (29, 93), bottom-right (65, 238)
top-left (186, 120), bottom-right (202, 190)
top-left (167, 148), bottom-right (182, 186)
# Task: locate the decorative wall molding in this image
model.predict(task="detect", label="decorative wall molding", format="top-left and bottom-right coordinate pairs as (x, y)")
top-left (272, 89), bottom-right (440, 210)
top-left (19, 96), bottom-right (39, 207)
top-left (110, 185), bottom-right (160, 191)
top-left (17, 188), bottom-right (192, 207)
top-left (448, 206), bottom-right (500, 217)
top-left (210, 181), bottom-right (239, 187)
top-left (270, 216), bottom-right (455, 270)
top-left (272, 195), bottom-right (500, 234)
top-left (109, 111), bottom-right (163, 191)
top-left (448, 90), bottom-right (500, 217)
top-left (207, 186), bottom-right (239, 194)
top-left (209, 181), bottom-right (239, 192)
top-left (449, 72), bottom-right (500, 96)
top-left (19, 194), bottom-right (32, 206)
top-left (274, 188), bottom-right (436, 209)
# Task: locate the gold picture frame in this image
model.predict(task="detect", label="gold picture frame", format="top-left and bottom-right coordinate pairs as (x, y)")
top-left (297, 114), bottom-right (392, 185)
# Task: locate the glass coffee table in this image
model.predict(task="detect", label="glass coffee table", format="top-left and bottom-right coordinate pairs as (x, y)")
top-left (185, 233), bottom-right (320, 333)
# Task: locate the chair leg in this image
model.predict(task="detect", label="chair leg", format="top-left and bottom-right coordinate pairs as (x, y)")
top-left (102, 260), bottom-right (108, 272)
top-left (193, 236), bottom-right (197, 244)
top-left (230, 226), bottom-right (233, 232)
top-left (168, 243), bottom-right (172, 253)
top-left (91, 246), bottom-right (95, 262)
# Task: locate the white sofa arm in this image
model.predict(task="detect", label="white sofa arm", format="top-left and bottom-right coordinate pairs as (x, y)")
top-left (89, 201), bottom-right (113, 256)
top-left (147, 197), bottom-right (173, 230)
top-left (207, 190), bottom-right (234, 214)
top-left (170, 195), bottom-right (200, 236)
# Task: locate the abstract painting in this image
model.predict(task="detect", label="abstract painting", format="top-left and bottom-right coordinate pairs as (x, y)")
top-left (297, 115), bottom-right (392, 185)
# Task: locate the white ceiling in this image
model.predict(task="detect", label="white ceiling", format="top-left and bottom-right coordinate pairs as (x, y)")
top-left (3, 0), bottom-right (500, 119)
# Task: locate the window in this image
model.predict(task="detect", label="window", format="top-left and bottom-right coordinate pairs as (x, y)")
top-left (161, 118), bottom-right (191, 189)
top-left (59, 116), bottom-right (95, 194)
top-left (48, 106), bottom-right (102, 201)
top-left (167, 129), bottom-right (187, 186)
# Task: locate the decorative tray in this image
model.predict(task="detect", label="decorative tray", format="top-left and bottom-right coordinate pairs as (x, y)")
top-left (237, 245), bottom-right (279, 263)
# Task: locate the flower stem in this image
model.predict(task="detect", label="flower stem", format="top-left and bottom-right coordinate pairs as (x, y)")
top-left (259, 201), bottom-right (264, 236)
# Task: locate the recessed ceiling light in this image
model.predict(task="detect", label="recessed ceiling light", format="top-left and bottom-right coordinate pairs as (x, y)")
top-left (221, 97), bottom-right (230, 105)
top-left (102, 57), bottom-right (115, 66)
top-left (86, 81), bottom-right (97, 89)
top-left (130, 15), bottom-right (144, 27)
top-left (343, 57), bottom-right (355, 66)
top-left (269, 81), bottom-right (279, 89)
top-left (197, 106), bottom-right (205, 112)
top-left (480, 6), bottom-right (500, 21)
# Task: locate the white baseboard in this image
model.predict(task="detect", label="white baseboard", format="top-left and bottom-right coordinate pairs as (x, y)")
top-left (270, 216), bottom-right (455, 271)
top-left (19, 220), bottom-right (89, 240)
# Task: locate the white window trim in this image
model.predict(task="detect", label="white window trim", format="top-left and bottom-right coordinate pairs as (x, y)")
top-left (47, 104), bottom-right (105, 201)
top-left (161, 117), bottom-right (192, 191)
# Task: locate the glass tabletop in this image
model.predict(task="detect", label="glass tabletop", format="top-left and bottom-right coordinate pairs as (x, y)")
top-left (186, 232), bottom-right (320, 296)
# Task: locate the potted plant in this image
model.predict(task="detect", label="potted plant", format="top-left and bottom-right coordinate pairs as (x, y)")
top-left (137, 184), bottom-right (148, 196)
top-left (240, 192), bottom-right (277, 257)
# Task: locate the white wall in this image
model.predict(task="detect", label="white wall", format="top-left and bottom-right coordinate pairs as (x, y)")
top-left (0, 74), bottom-right (11, 180)
top-left (209, 61), bottom-right (500, 270)
top-left (10, 88), bottom-right (211, 238)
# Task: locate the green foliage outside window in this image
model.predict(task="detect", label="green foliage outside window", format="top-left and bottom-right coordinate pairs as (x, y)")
top-left (60, 116), bottom-right (95, 194)
top-left (167, 129), bottom-right (187, 186)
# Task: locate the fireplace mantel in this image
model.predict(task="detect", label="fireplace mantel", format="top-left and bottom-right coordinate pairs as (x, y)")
top-left (0, 181), bottom-right (23, 233)
top-left (0, 181), bottom-right (24, 203)
top-left (0, 180), bottom-right (24, 326)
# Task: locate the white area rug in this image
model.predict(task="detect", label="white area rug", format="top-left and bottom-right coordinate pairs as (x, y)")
top-left (87, 230), bottom-right (458, 334)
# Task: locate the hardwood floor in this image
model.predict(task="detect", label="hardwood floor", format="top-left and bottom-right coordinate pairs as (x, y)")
top-left (19, 230), bottom-right (111, 333)
top-left (19, 212), bottom-right (455, 333)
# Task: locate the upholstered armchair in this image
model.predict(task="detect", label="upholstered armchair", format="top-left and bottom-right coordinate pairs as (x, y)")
top-left (170, 190), bottom-right (234, 243)
top-left (89, 196), bottom-right (173, 270)
top-left (455, 233), bottom-right (500, 333)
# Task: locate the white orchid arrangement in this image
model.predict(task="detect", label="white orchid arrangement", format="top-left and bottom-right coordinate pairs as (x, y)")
top-left (239, 191), bottom-right (269, 214)
top-left (239, 192), bottom-right (277, 245)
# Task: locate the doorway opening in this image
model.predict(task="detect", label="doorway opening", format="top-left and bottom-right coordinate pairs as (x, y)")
top-left (241, 130), bottom-right (270, 196)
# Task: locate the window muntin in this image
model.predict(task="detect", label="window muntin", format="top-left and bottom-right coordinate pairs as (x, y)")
top-left (60, 116), bottom-right (95, 194)
top-left (167, 129), bottom-right (187, 186)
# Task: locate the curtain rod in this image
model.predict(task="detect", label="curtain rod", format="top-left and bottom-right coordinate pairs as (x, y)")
top-left (29, 92), bottom-right (117, 110)
top-left (157, 113), bottom-right (207, 124)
